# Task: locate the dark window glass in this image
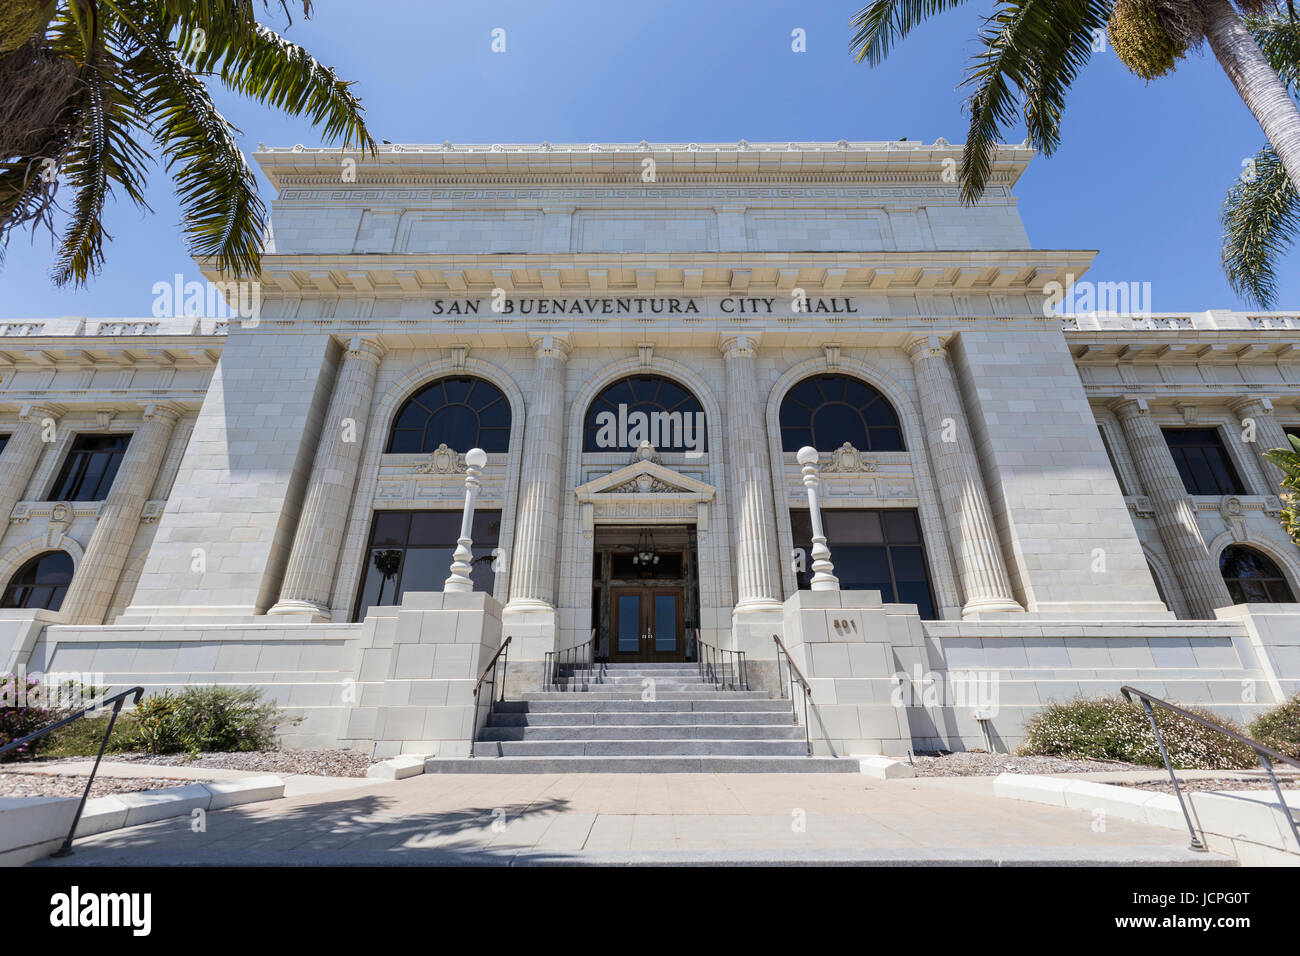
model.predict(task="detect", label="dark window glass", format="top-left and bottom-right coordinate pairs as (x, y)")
top-left (387, 377), bottom-right (511, 454)
top-left (779, 374), bottom-right (905, 453)
top-left (1162, 428), bottom-right (1244, 496)
top-left (0, 435), bottom-right (9, 457)
top-left (353, 510), bottom-right (501, 620)
top-left (1, 551), bottom-right (74, 612)
top-left (1219, 546), bottom-right (1296, 605)
top-left (50, 434), bottom-right (131, 501)
top-left (584, 375), bottom-right (706, 454)
top-left (790, 508), bottom-right (936, 618)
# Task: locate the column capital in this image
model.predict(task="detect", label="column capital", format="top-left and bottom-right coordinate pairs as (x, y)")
top-left (903, 334), bottom-right (949, 361)
top-left (138, 401), bottom-right (187, 425)
top-left (719, 332), bottom-right (760, 359)
top-left (18, 402), bottom-right (65, 423)
top-left (1109, 395), bottom-right (1151, 419)
top-left (529, 333), bottom-right (571, 361)
top-left (1229, 395), bottom-right (1276, 418)
top-left (344, 335), bottom-right (386, 364)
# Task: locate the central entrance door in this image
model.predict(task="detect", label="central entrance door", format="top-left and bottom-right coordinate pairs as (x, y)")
top-left (592, 524), bottom-right (699, 662)
top-left (611, 587), bottom-right (683, 662)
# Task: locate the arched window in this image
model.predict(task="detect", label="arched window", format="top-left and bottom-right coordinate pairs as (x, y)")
top-left (780, 374), bottom-right (904, 452)
top-left (1, 551), bottom-right (74, 612)
top-left (584, 375), bottom-right (707, 454)
top-left (387, 377), bottom-right (511, 454)
top-left (1220, 546), bottom-right (1296, 604)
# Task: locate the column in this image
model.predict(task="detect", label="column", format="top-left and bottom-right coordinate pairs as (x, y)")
top-left (0, 403), bottom-right (64, 527)
top-left (269, 336), bottom-right (385, 618)
top-left (720, 334), bottom-right (781, 610)
top-left (1231, 396), bottom-right (1293, 494)
top-left (506, 334), bottom-right (569, 611)
top-left (1111, 396), bottom-right (1233, 619)
top-left (905, 336), bottom-right (1021, 616)
top-left (59, 402), bottom-right (182, 625)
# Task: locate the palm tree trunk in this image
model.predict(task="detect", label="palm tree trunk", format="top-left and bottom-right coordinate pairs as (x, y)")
top-left (1203, 0), bottom-right (1300, 194)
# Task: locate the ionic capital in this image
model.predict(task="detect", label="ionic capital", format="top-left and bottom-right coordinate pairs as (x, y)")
top-left (344, 335), bottom-right (387, 365)
top-left (903, 334), bottom-right (948, 362)
top-left (719, 332), bottom-right (759, 359)
top-left (530, 333), bottom-right (571, 361)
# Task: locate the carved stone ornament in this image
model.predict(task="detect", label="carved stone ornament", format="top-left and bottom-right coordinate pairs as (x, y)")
top-left (412, 443), bottom-right (466, 475)
top-left (822, 442), bottom-right (878, 474)
top-left (628, 441), bottom-right (662, 466)
top-left (612, 474), bottom-right (677, 494)
top-left (1219, 495), bottom-right (1244, 518)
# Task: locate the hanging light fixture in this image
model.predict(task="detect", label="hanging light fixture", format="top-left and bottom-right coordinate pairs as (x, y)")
top-left (630, 528), bottom-right (660, 567)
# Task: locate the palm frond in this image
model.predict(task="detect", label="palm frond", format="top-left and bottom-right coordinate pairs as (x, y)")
top-left (1220, 145), bottom-right (1299, 309)
top-left (1246, 12), bottom-right (1300, 91)
top-left (958, 0), bottom-right (1111, 203)
top-left (849, 0), bottom-right (972, 66)
top-left (178, 21), bottom-right (375, 152)
top-left (125, 22), bottom-right (265, 279)
top-left (51, 14), bottom-right (152, 286)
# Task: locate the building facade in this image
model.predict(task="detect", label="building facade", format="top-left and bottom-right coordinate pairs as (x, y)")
top-left (1, 141), bottom-right (1298, 758)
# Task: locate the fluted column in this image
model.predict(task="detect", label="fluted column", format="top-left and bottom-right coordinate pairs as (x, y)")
top-left (1231, 396), bottom-right (1293, 493)
top-left (905, 336), bottom-right (1021, 616)
top-left (506, 335), bottom-right (569, 610)
top-left (270, 336), bottom-right (385, 617)
top-left (720, 334), bottom-right (781, 609)
top-left (1111, 396), bottom-right (1233, 619)
top-left (59, 403), bottom-right (182, 625)
top-left (0, 403), bottom-right (64, 527)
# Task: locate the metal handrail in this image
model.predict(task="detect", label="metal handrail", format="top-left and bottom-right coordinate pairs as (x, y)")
top-left (695, 630), bottom-right (748, 690)
top-left (543, 629), bottom-right (604, 690)
top-left (1121, 685), bottom-right (1300, 853)
top-left (468, 636), bottom-right (511, 758)
top-left (0, 685), bottom-right (144, 857)
top-left (772, 635), bottom-right (812, 756)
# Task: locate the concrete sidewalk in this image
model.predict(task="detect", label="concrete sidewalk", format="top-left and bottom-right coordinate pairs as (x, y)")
top-left (30, 772), bottom-right (1232, 866)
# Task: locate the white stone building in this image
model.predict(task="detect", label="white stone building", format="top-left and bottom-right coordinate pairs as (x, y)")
top-left (2, 141), bottom-right (1298, 761)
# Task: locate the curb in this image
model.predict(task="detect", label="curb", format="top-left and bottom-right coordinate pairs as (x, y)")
top-left (853, 755), bottom-right (916, 779)
top-left (365, 754), bottom-right (431, 780)
top-left (993, 773), bottom-right (1300, 866)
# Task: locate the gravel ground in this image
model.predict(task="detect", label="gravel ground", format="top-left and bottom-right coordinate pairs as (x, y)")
top-left (85, 749), bottom-right (374, 777)
top-left (910, 752), bottom-right (1140, 776)
top-left (1115, 776), bottom-right (1300, 795)
top-left (0, 769), bottom-right (210, 799)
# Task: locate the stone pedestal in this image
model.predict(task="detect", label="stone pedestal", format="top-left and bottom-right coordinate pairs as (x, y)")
top-left (780, 590), bottom-right (922, 757)
top-left (365, 591), bottom-right (503, 759)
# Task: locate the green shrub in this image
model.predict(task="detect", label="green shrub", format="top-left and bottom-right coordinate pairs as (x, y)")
top-left (1018, 696), bottom-right (1258, 769)
top-left (39, 713), bottom-right (137, 758)
top-left (129, 686), bottom-right (284, 755)
top-left (1249, 694), bottom-right (1300, 761)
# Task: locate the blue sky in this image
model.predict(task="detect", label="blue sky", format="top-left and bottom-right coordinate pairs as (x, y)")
top-left (2, 0), bottom-right (1295, 317)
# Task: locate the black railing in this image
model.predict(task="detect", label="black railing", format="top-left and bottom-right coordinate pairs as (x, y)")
top-left (695, 630), bottom-right (748, 690)
top-left (468, 636), bottom-right (511, 757)
top-left (544, 629), bottom-right (605, 690)
top-left (0, 686), bottom-right (144, 857)
top-left (1121, 685), bottom-right (1300, 853)
top-left (773, 635), bottom-right (813, 756)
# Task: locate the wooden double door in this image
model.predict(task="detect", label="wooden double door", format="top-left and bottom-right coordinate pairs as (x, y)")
top-left (609, 586), bottom-right (684, 662)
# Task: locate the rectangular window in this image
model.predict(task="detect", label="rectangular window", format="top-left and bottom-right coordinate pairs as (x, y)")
top-left (789, 508), bottom-right (937, 619)
top-left (1162, 428), bottom-right (1245, 496)
top-left (353, 509), bottom-right (501, 621)
top-left (49, 434), bottom-right (131, 501)
top-left (0, 435), bottom-right (9, 457)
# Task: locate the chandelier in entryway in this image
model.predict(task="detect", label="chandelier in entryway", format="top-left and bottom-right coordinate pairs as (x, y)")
top-left (631, 528), bottom-right (660, 567)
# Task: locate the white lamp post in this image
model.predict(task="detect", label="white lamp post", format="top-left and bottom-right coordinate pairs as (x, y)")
top-left (444, 447), bottom-right (488, 593)
top-left (796, 446), bottom-right (839, 591)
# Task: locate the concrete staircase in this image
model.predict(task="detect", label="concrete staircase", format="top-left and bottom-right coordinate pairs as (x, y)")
top-left (426, 662), bottom-right (860, 773)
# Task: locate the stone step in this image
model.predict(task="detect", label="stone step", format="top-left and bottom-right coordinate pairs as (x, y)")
top-left (487, 710), bottom-right (796, 727)
top-left (477, 723), bottom-right (804, 741)
top-left (426, 755), bottom-right (861, 774)
top-left (495, 699), bottom-right (792, 714)
top-left (471, 739), bottom-right (811, 757)
top-left (535, 683), bottom-right (730, 694)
